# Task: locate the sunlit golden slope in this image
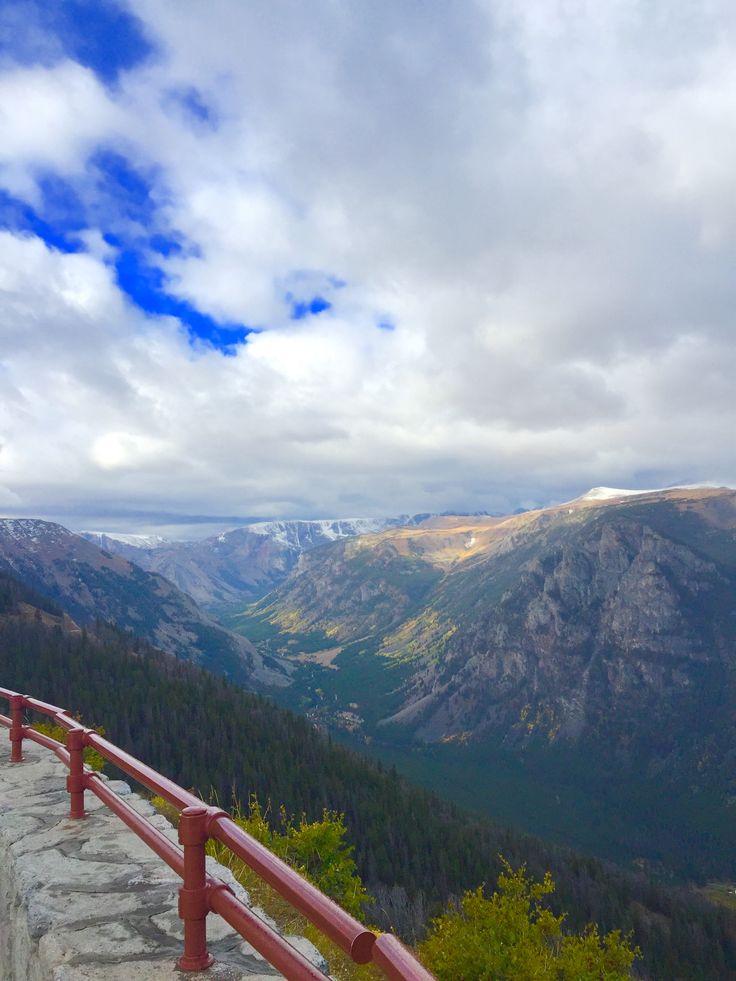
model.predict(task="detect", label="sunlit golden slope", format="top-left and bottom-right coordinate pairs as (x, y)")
top-left (346, 486), bottom-right (736, 570)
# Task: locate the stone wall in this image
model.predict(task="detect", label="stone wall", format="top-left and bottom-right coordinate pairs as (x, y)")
top-left (0, 744), bottom-right (326, 980)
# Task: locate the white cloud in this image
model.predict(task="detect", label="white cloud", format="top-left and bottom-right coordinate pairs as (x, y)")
top-left (1, 2), bottom-right (736, 528)
top-left (0, 62), bottom-right (122, 190)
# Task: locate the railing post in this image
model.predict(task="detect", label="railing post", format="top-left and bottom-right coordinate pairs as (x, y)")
top-left (177, 804), bottom-right (215, 972)
top-left (9, 694), bottom-right (24, 762)
top-left (66, 728), bottom-right (86, 819)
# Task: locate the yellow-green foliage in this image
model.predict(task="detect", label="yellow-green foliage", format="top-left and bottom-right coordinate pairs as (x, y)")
top-left (150, 794), bottom-right (179, 826)
top-left (211, 796), bottom-right (371, 919)
top-left (418, 861), bottom-right (639, 981)
top-left (380, 609), bottom-right (456, 664)
top-left (270, 607), bottom-right (312, 633)
top-left (151, 793), bottom-right (379, 980)
top-left (31, 719), bottom-right (107, 772)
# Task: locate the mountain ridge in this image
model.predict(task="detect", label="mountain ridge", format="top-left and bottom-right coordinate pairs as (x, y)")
top-left (238, 488), bottom-right (736, 800)
top-left (80, 516), bottom-right (412, 610)
top-left (0, 517), bottom-right (288, 689)
top-left (223, 486), bottom-right (736, 889)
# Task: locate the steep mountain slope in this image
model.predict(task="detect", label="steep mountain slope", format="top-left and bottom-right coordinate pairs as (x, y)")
top-left (252, 488), bottom-right (736, 756)
top-left (258, 533), bottom-right (444, 641)
top-left (83, 518), bottom-right (404, 610)
top-left (0, 519), bottom-right (287, 688)
top-left (233, 488), bottom-right (736, 881)
top-left (2, 582), bottom-right (735, 980)
top-left (385, 495), bottom-right (736, 767)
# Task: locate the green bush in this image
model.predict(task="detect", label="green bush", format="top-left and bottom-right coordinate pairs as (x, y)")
top-left (208, 796), bottom-right (372, 919)
top-left (419, 860), bottom-right (639, 980)
top-left (152, 793), bottom-right (379, 980)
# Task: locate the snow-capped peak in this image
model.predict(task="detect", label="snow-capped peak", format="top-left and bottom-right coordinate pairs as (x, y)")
top-left (241, 518), bottom-right (389, 548)
top-left (0, 517), bottom-right (70, 546)
top-left (81, 531), bottom-right (170, 549)
top-left (579, 487), bottom-right (658, 501)
top-left (574, 483), bottom-right (735, 504)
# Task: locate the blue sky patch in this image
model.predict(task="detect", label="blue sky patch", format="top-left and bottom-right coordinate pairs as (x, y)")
top-left (0, 188), bottom-right (84, 253)
top-left (34, 172), bottom-right (88, 241)
top-left (89, 149), bottom-right (161, 227)
top-left (0, 0), bottom-right (155, 85)
top-left (283, 270), bottom-right (344, 320)
top-left (149, 233), bottom-right (185, 258)
top-left (0, 143), bottom-right (251, 355)
top-left (114, 249), bottom-right (254, 354)
top-left (290, 295), bottom-right (332, 320)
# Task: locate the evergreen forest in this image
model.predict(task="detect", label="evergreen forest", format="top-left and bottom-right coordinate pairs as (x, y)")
top-left (1, 572), bottom-right (735, 979)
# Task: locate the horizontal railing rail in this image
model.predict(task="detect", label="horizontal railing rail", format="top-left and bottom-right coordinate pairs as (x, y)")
top-left (0, 686), bottom-right (434, 981)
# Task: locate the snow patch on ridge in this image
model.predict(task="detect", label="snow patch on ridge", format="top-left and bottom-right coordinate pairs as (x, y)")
top-left (580, 487), bottom-right (661, 501)
top-left (242, 518), bottom-right (389, 548)
top-left (82, 531), bottom-right (170, 549)
top-left (0, 518), bottom-right (70, 547)
top-left (574, 483), bottom-right (735, 503)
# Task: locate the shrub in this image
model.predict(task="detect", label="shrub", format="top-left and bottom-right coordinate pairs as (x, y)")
top-left (418, 860), bottom-right (639, 980)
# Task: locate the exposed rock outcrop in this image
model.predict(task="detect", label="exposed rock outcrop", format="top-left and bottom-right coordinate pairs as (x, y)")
top-left (258, 488), bottom-right (736, 779)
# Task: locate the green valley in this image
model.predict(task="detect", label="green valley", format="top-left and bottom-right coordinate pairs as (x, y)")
top-left (229, 488), bottom-right (736, 892)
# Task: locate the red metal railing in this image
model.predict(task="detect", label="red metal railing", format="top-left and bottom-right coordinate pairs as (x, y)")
top-left (0, 686), bottom-right (434, 981)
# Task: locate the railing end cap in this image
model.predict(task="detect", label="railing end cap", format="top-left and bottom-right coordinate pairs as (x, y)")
top-left (351, 929), bottom-right (377, 964)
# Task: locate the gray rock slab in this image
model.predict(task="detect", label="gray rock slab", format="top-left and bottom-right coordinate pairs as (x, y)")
top-left (51, 961), bottom-right (279, 981)
top-left (0, 743), bottom-right (320, 980)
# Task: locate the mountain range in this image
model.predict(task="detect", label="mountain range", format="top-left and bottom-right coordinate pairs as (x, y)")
top-left (0, 518), bottom-right (287, 688)
top-left (81, 517), bottom-right (407, 610)
top-left (247, 486), bottom-right (736, 757)
top-left (227, 486), bottom-right (736, 881)
top-left (4, 487), bottom-right (736, 884)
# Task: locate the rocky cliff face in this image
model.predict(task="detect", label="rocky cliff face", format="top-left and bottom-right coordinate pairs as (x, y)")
top-left (388, 516), bottom-right (736, 766)
top-left (256, 489), bottom-right (736, 776)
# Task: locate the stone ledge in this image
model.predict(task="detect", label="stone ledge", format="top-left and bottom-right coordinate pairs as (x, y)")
top-left (0, 744), bottom-right (328, 980)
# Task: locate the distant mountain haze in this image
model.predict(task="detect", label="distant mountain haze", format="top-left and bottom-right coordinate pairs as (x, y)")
top-left (0, 518), bottom-right (288, 688)
top-left (81, 518), bottom-right (409, 610)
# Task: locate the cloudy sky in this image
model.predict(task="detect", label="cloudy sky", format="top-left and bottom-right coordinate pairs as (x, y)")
top-left (1, 1), bottom-right (735, 535)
